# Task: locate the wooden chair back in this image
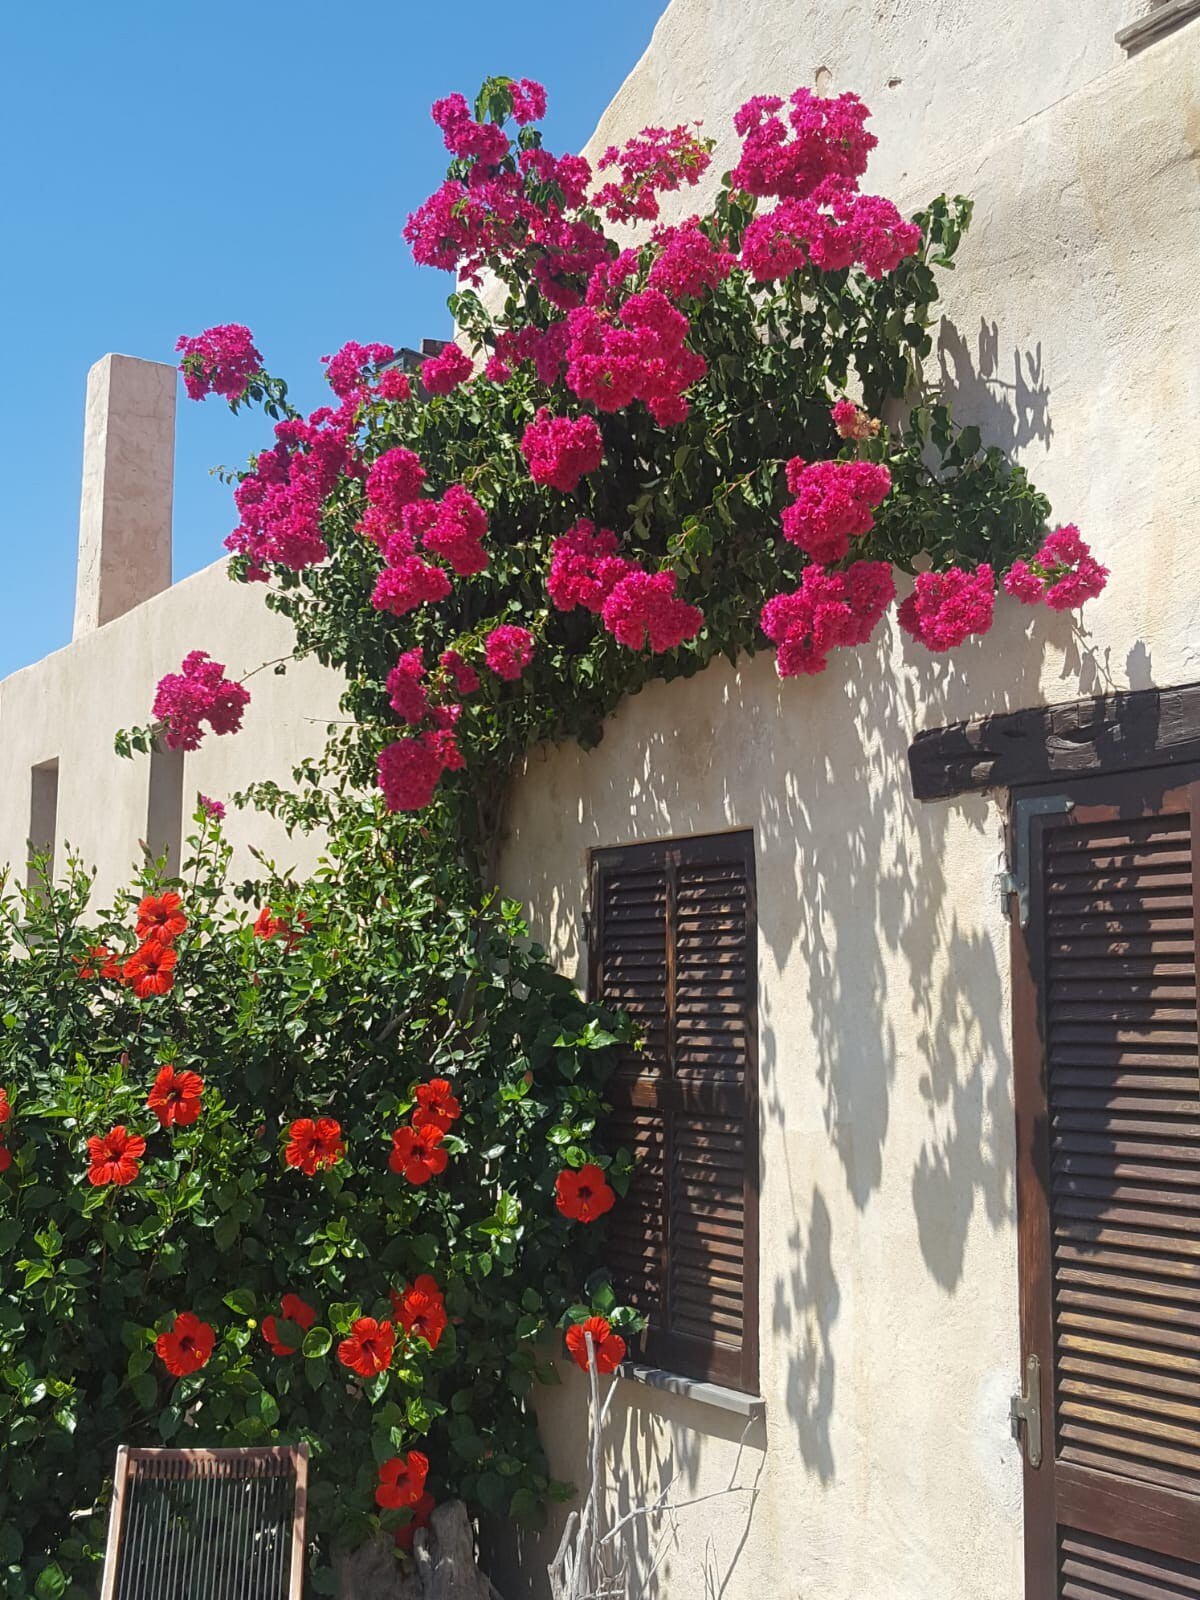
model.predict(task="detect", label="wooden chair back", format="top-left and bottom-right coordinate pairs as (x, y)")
top-left (98, 1443), bottom-right (308, 1600)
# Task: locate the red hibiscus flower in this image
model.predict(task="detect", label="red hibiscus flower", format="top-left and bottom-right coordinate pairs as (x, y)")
top-left (376, 1450), bottom-right (430, 1510)
top-left (124, 940), bottom-right (178, 998)
top-left (253, 906), bottom-right (312, 951)
top-left (74, 944), bottom-right (117, 979)
top-left (147, 1065), bottom-right (204, 1129)
top-left (284, 1117), bottom-right (345, 1175)
top-left (565, 1315), bottom-right (626, 1374)
top-left (86, 1125), bottom-right (146, 1187)
top-left (412, 1078), bottom-right (461, 1134)
top-left (393, 1490), bottom-right (435, 1551)
top-left (262, 1293), bottom-right (316, 1356)
top-left (555, 1164), bottom-right (616, 1224)
top-left (156, 1311), bottom-right (215, 1376)
top-left (136, 891), bottom-right (188, 943)
top-left (337, 1317), bottom-right (395, 1378)
top-left (391, 1275), bottom-right (448, 1351)
top-left (0, 1090), bottom-right (9, 1127)
top-left (389, 1123), bottom-right (448, 1185)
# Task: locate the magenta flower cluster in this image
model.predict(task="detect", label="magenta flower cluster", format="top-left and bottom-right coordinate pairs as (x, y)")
top-left (227, 404), bottom-right (356, 573)
top-left (547, 520), bottom-right (704, 654)
top-left (781, 458), bottom-right (893, 565)
top-left (761, 563), bottom-right (896, 677)
top-left (1003, 525), bottom-right (1109, 612)
top-left (152, 652), bottom-right (251, 752)
top-left (175, 325), bottom-right (262, 403)
top-left (321, 341), bottom-right (396, 400)
top-left (484, 625), bottom-right (536, 681)
top-left (897, 565), bottom-right (997, 652)
top-left (520, 410), bottom-right (604, 493)
top-left (593, 124), bottom-right (713, 225)
top-left (421, 344), bottom-right (473, 396)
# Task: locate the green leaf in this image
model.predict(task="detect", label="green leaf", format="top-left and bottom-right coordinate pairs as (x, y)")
top-left (302, 1327), bottom-right (333, 1359)
top-left (223, 1288), bottom-right (257, 1317)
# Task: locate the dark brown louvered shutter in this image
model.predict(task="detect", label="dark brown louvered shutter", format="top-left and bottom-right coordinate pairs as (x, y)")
top-left (1012, 781), bottom-right (1200, 1597)
top-left (590, 832), bottom-right (758, 1393)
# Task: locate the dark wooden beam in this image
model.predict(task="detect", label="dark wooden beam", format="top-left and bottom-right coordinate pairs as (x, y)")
top-left (908, 681), bottom-right (1200, 801)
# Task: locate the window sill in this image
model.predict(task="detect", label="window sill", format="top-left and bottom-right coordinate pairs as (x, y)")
top-left (618, 1362), bottom-right (766, 1421)
top-left (1117, 0), bottom-right (1200, 53)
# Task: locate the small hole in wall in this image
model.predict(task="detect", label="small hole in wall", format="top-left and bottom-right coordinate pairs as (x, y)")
top-left (814, 66), bottom-right (833, 92)
top-left (887, 76), bottom-right (903, 88)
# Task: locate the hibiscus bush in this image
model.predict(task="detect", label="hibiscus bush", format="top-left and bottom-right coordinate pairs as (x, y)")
top-left (0, 793), bottom-right (637, 1597)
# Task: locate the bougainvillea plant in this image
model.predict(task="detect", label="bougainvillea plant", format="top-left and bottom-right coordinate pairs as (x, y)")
top-left (0, 799), bottom-right (637, 1596)
top-left (120, 72), bottom-right (1105, 876)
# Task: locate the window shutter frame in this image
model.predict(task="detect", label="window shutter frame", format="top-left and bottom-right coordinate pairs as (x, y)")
top-left (589, 830), bottom-right (759, 1394)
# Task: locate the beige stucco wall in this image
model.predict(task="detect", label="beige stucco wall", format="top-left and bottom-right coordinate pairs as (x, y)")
top-left (494, 7), bottom-right (1200, 1599)
top-left (0, 563), bottom-right (340, 906)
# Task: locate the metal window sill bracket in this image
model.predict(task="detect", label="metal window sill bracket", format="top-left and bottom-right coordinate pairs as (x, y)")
top-left (618, 1363), bottom-right (766, 1420)
top-left (1117, 0), bottom-right (1200, 53)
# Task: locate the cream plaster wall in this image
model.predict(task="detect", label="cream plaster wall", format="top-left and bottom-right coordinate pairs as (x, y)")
top-left (0, 563), bottom-right (341, 906)
top-left (492, 8), bottom-right (1200, 1599)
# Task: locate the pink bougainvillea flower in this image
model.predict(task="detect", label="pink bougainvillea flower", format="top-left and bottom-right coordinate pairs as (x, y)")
top-left (152, 652), bottom-right (251, 753)
top-left (780, 458), bottom-right (892, 565)
top-left (175, 325), bottom-right (262, 403)
top-left (520, 410), bottom-right (604, 493)
top-left (421, 343), bottom-right (473, 395)
top-left (601, 569), bottom-right (704, 654)
top-left (897, 564), bottom-right (996, 652)
top-left (484, 625), bottom-right (535, 681)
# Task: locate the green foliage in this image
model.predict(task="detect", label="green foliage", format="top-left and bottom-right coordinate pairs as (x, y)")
top-left (0, 804), bottom-right (633, 1594)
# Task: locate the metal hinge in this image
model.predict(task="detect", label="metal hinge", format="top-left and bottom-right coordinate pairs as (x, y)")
top-left (998, 795), bottom-right (1074, 925)
top-left (1010, 1353), bottom-right (1043, 1468)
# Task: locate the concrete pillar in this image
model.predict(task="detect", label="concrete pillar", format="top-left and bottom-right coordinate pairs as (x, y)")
top-left (73, 354), bottom-right (175, 637)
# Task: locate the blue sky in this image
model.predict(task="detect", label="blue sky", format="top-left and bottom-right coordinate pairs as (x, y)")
top-left (0, 1), bottom-right (661, 680)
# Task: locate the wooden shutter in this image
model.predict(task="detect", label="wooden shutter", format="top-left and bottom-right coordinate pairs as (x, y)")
top-left (590, 831), bottom-right (758, 1392)
top-left (1013, 779), bottom-right (1200, 1596)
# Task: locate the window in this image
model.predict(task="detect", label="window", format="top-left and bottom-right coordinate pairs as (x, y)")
top-left (28, 760), bottom-right (60, 889)
top-left (588, 830), bottom-right (758, 1392)
top-left (146, 746), bottom-right (185, 877)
